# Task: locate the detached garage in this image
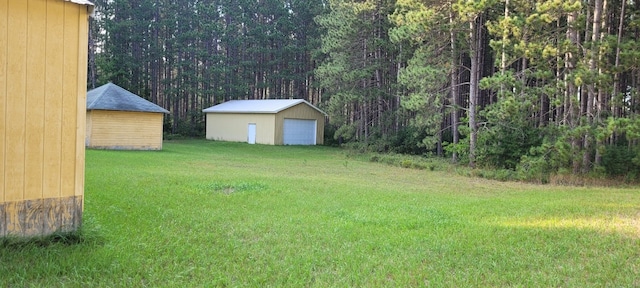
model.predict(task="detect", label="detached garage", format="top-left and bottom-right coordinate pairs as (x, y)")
top-left (203, 99), bottom-right (326, 145)
top-left (86, 82), bottom-right (169, 150)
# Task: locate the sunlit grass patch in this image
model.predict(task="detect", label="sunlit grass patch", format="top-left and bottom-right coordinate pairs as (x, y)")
top-left (494, 216), bottom-right (640, 238)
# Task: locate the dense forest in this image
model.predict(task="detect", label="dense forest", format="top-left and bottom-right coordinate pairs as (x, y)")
top-left (90, 0), bottom-right (640, 179)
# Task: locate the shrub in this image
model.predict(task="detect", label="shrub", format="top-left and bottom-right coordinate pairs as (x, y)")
top-left (601, 144), bottom-right (640, 177)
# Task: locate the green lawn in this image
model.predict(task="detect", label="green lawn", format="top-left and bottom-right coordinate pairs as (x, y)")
top-left (2, 140), bottom-right (639, 287)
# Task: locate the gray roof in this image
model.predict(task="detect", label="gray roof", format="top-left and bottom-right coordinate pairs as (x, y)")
top-left (87, 83), bottom-right (169, 113)
top-left (202, 99), bottom-right (326, 115)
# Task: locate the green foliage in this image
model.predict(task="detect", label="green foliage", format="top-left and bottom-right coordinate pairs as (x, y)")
top-left (445, 121), bottom-right (471, 162)
top-left (601, 144), bottom-right (640, 178)
top-left (91, 0), bottom-right (640, 179)
top-left (389, 125), bottom-right (430, 155)
top-left (476, 122), bottom-right (543, 170)
top-left (474, 71), bottom-right (545, 170)
top-left (396, 47), bottom-right (450, 151)
top-left (367, 152), bottom-right (447, 171)
top-left (471, 168), bottom-right (519, 182)
top-left (92, 0), bottom-right (327, 135)
top-left (516, 153), bottom-right (552, 183)
top-left (323, 123), bottom-right (341, 146)
top-left (389, 0), bottom-right (441, 44)
top-left (316, 0), bottom-right (402, 143)
top-left (174, 119), bottom-right (206, 138)
top-left (334, 125), bottom-right (433, 155)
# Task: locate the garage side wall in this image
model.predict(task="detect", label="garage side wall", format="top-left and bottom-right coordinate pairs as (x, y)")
top-left (275, 104), bottom-right (325, 145)
top-left (1, 0), bottom-right (89, 237)
top-left (206, 113), bottom-right (276, 145)
top-left (87, 110), bottom-right (164, 150)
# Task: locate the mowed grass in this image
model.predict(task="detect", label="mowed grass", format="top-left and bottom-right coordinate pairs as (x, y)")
top-left (2, 140), bottom-right (640, 287)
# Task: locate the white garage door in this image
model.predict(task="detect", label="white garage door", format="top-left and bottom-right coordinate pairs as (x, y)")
top-left (283, 119), bottom-right (316, 145)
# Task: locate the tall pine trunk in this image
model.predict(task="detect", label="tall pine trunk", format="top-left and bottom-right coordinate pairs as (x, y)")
top-left (450, 9), bottom-right (459, 163)
top-left (468, 14), bottom-right (483, 168)
top-left (581, 0), bottom-right (603, 173)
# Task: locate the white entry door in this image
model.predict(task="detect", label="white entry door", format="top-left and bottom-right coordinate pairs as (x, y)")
top-left (247, 123), bottom-right (256, 144)
top-left (283, 119), bottom-right (316, 145)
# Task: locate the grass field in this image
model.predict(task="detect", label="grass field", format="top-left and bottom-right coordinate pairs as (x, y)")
top-left (2, 140), bottom-right (639, 287)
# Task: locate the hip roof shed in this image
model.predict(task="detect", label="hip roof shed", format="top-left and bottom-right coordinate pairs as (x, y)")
top-left (86, 82), bottom-right (169, 150)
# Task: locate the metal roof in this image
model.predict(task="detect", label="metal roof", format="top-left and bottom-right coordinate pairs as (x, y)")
top-left (87, 82), bottom-right (169, 113)
top-left (65, 0), bottom-right (94, 14)
top-left (202, 99), bottom-right (327, 115)
top-left (66, 0), bottom-right (94, 5)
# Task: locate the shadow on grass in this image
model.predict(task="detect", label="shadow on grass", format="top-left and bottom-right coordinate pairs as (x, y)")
top-left (0, 233), bottom-right (103, 251)
top-left (0, 224), bottom-right (105, 250)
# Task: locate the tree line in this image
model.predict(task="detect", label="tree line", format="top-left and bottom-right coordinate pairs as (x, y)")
top-left (90, 0), bottom-right (640, 179)
top-left (90, 0), bottom-right (326, 135)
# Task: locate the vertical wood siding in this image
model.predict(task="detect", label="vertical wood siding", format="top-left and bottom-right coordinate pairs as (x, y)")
top-left (43, 0), bottom-right (65, 200)
top-left (5, 0), bottom-right (28, 203)
top-left (0, 0), bottom-right (8, 206)
top-left (75, 2), bottom-right (88, 198)
top-left (25, 0), bottom-right (47, 201)
top-left (1, 0), bottom-right (90, 237)
top-left (87, 110), bottom-right (164, 150)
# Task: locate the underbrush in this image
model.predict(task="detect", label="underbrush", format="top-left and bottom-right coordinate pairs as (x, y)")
top-left (365, 153), bottom-right (449, 171)
top-left (354, 149), bottom-right (639, 187)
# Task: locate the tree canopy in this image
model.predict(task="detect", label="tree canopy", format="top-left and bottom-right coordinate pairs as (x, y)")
top-left (90, 0), bottom-right (640, 179)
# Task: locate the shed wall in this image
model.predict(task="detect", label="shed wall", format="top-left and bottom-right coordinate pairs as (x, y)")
top-left (0, 0), bottom-right (89, 237)
top-left (275, 103), bottom-right (325, 145)
top-left (206, 113), bottom-right (276, 144)
top-left (87, 110), bottom-right (164, 150)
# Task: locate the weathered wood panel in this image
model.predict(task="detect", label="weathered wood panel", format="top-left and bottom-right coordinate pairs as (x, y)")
top-left (0, 203), bottom-right (5, 237)
top-left (42, 198), bottom-right (60, 235)
top-left (3, 196), bottom-right (82, 237)
top-left (88, 111), bottom-right (165, 150)
top-left (4, 201), bottom-right (23, 236)
top-left (73, 196), bottom-right (83, 230)
top-left (23, 199), bottom-right (44, 236)
top-left (57, 196), bottom-right (76, 233)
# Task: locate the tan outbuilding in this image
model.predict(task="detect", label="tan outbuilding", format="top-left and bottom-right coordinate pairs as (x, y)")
top-left (203, 100), bottom-right (326, 145)
top-left (1, 0), bottom-right (93, 237)
top-left (86, 83), bottom-right (170, 150)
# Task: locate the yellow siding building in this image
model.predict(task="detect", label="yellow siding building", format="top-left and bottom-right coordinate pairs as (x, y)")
top-left (203, 100), bottom-right (326, 145)
top-left (86, 83), bottom-right (169, 150)
top-left (1, 0), bottom-right (93, 237)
